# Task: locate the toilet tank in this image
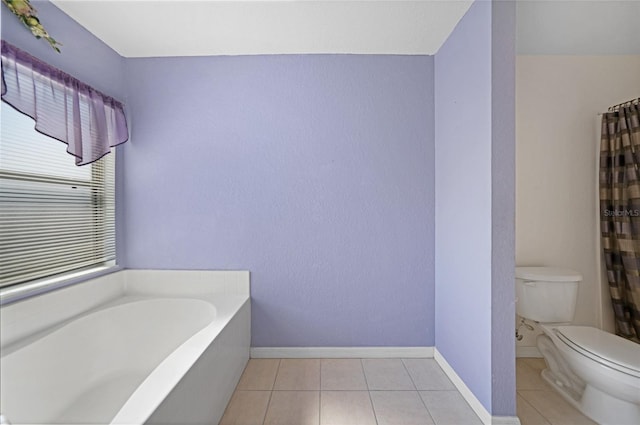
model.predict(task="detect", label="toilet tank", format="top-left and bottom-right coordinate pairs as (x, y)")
top-left (515, 267), bottom-right (582, 323)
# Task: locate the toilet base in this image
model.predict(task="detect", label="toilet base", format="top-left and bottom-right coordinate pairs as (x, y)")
top-left (541, 369), bottom-right (640, 425)
top-left (537, 334), bottom-right (640, 425)
top-left (537, 334), bottom-right (584, 398)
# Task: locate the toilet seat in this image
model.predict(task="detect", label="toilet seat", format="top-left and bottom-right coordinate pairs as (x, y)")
top-left (555, 326), bottom-right (640, 379)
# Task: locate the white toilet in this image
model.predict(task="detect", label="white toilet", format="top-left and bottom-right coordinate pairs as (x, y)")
top-left (516, 266), bottom-right (640, 425)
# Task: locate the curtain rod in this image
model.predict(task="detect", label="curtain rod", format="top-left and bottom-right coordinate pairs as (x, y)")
top-left (597, 97), bottom-right (640, 115)
top-left (607, 97), bottom-right (640, 112)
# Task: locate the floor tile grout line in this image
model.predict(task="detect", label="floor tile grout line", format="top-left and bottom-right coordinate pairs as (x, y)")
top-left (261, 359), bottom-right (282, 425)
top-left (360, 359), bottom-right (379, 425)
top-left (400, 359), bottom-right (442, 424)
top-left (516, 389), bottom-right (556, 425)
top-left (360, 358), bottom-right (371, 391)
top-left (367, 390), bottom-right (380, 425)
top-left (260, 390), bottom-right (272, 425)
top-left (402, 358), bottom-right (454, 425)
top-left (415, 391), bottom-right (438, 425)
top-left (271, 358), bottom-right (282, 391)
top-left (409, 379), bottom-right (439, 424)
top-left (400, 358), bottom-right (419, 391)
top-left (360, 358), bottom-right (382, 425)
top-left (318, 359), bottom-right (322, 424)
top-left (319, 358), bottom-right (322, 391)
top-left (319, 387), bottom-right (323, 425)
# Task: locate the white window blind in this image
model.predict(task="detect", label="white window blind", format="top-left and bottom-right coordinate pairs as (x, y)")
top-left (0, 101), bottom-right (115, 288)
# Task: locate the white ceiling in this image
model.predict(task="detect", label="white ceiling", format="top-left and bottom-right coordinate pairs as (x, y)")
top-left (50, 0), bottom-right (473, 58)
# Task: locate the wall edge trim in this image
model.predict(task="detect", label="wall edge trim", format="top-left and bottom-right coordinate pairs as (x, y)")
top-left (434, 348), bottom-right (522, 425)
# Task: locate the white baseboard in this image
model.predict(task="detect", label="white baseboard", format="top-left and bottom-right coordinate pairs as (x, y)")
top-left (434, 349), bottom-right (521, 425)
top-left (490, 418), bottom-right (522, 425)
top-left (516, 346), bottom-right (542, 358)
top-left (250, 346), bottom-right (434, 359)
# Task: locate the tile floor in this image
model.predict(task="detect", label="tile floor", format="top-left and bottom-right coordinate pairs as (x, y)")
top-left (221, 357), bottom-right (600, 425)
top-left (219, 358), bottom-right (481, 425)
top-left (516, 358), bottom-right (596, 425)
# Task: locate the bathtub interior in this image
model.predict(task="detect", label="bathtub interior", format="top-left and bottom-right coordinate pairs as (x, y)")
top-left (0, 270), bottom-right (250, 425)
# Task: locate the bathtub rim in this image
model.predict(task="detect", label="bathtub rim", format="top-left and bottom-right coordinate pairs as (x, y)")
top-left (1, 269), bottom-right (250, 350)
top-left (0, 269), bottom-right (251, 425)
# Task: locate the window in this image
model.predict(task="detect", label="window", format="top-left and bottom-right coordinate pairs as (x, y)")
top-left (0, 102), bottom-right (116, 288)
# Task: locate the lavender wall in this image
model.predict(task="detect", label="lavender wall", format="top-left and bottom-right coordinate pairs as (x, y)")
top-left (434, 0), bottom-right (515, 416)
top-left (435, 0), bottom-right (492, 411)
top-left (123, 55), bottom-right (435, 347)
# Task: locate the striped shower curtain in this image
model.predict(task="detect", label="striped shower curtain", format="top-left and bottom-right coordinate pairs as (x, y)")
top-left (600, 100), bottom-right (640, 343)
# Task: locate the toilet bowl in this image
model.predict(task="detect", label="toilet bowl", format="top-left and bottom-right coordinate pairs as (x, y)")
top-left (539, 324), bottom-right (640, 425)
top-left (516, 267), bottom-right (640, 425)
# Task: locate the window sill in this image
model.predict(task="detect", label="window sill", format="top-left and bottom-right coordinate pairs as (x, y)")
top-left (0, 265), bottom-right (123, 306)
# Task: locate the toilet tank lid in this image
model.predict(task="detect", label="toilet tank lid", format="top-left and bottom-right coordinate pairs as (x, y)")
top-left (515, 267), bottom-right (582, 282)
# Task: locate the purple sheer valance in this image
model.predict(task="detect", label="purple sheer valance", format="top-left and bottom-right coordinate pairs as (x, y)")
top-left (1, 41), bottom-right (128, 166)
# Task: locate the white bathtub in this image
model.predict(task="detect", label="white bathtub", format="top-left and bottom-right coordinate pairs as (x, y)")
top-left (0, 270), bottom-right (251, 425)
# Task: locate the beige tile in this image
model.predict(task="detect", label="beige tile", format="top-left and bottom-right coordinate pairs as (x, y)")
top-left (402, 359), bottom-right (455, 391)
top-left (236, 359), bottom-right (280, 390)
top-left (320, 391), bottom-right (377, 425)
top-left (518, 390), bottom-right (596, 425)
top-left (321, 359), bottom-right (368, 390)
top-left (522, 357), bottom-right (547, 371)
top-left (516, 358), bottom-right (552, 391)
top-left (274, 359), bottom-right (321, 390)
top-left (419, 391), bottom-right (483, 425)
top-left (362, 358), bottom-right (415, 390)
top-left (264, 390), bottom-right (320, 425)
top-left (219, 390), bottom-right (271, 425)
top-left (370, 391), bottom-right (434, 425)
top-left (516, 393), bottom-right (550, 425)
